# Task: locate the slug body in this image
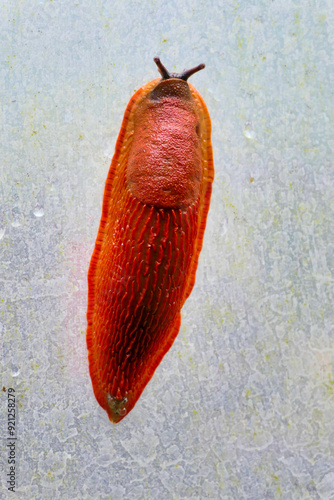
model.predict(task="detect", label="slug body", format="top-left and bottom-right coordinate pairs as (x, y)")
top-left (87, 59), bottom-right (214, 423)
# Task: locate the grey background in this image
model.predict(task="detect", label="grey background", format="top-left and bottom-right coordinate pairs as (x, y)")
top-left (1, 0), bottom-right (333, 498)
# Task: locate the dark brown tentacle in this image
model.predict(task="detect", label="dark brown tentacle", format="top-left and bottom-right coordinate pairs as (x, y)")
top-left (153, 58), bottom-right (205, 81)
top-left (180, 63), bottom-right (205, 81)
top-left (153, 57), bottom-right (170, 79)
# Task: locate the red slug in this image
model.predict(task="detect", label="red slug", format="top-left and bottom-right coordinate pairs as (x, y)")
top-left (86, 58), bottom-right (214, 423)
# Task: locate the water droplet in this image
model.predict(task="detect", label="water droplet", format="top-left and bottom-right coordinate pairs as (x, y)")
top-left (243, 122), bottom-right (256, 140)
top-left (11, 208), bottom-right (22, 227)
top-left (33, 203), bottom-right (44, 217)
top-left (11, 365), bottom-right (20, 377)
top-left (0, 227), bottom-right (5, 240)
top-left (221, 218), bottom-right (228, 236)
top-left (118, 406), bottom-right (127, 416)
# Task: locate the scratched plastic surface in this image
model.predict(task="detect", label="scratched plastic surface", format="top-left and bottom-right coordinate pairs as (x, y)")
top-left (1, 1), bottom-right (333, 499)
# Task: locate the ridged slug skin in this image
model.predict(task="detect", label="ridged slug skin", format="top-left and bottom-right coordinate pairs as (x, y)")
top-left (86, 59), bottom-right (214, 423)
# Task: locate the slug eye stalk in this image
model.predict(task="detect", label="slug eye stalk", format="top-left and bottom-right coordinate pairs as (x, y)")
top-left (154, 57), bottom-right (205, 81)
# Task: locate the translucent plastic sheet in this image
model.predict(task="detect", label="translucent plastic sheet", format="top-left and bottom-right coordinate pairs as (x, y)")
top-left (1, 1), bottom-right (333, 498)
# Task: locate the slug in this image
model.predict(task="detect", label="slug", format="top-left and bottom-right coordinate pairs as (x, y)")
top-left (86, 58), bottom-right (214, 423)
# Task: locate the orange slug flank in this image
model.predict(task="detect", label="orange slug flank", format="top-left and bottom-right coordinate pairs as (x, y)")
top-left (86, 58), bottom-right (214, 423)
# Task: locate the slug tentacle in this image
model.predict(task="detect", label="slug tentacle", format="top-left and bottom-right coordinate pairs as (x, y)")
top-left (153, 57), bottom-right (170, 80)
top-left (153, 57), bottom-right (205, 81)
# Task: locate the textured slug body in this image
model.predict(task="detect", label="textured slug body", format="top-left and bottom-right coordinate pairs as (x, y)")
top-left (87, 67), bottom-right (214, 423)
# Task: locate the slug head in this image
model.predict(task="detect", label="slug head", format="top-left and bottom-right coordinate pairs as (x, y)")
top-left (150, 57), bottom-right (205, 101)
top-left (126, 58), bottom-right (205, 209)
